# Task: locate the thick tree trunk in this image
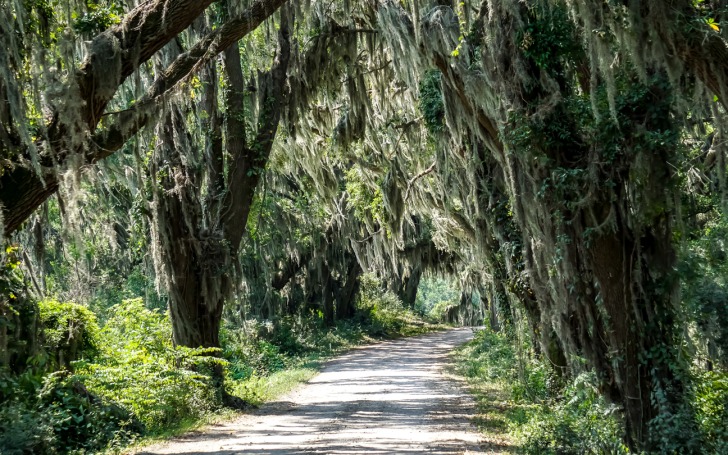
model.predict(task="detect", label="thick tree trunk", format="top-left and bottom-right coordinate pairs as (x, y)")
top-left (398, 265), bottom-right (422, 308)
top-left (336, 255), bottom-right (363, 319)
top-left (171, 294), bottom-right (224, 348)
top-left (151, 106), bottom-right (229, 349)
top-left (151, 8), bottom-right (290, 352)
top-left (586, 202), bottom-right (687, 448)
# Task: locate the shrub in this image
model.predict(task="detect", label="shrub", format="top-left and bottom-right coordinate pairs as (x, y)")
top-left (37, 299), bottom-right (100, 372)
top-left (460, 328), bottom-right (518, 382)
top-left (78, 298), bottom-right (222, 433)
top-left (356, 273), bottom-right (423, 337)
top-left (222, 328), bottom-right (289, 379)
top-left (267, 315), bottom-right (319, 355)
top-left (515, 373), bottom-right (628, 455)
top-left (0, 369), bottom-right (140, 454)
top-left (457, 328), bottom-right (627, 454)
top-left (693, 370), bottom-right (728, 454)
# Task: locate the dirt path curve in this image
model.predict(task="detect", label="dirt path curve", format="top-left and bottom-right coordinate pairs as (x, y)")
top-left (138, 328), bottom-right (488, 454)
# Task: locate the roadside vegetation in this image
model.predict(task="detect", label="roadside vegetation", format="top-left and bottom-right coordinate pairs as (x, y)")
top-left (0, 274), bottom-right (439, 455)
top-left (2, 0), bottom-right (727, 453)
top-left (456, 324), bottom-right (728, 454)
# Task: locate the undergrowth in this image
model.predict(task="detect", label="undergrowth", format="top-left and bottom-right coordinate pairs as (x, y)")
top-left (0, 284), bottom-right (437, 454)
top-left (455, 328), bottom-right (629, 454)
top-left (456, 327), bottom-right (728, 454)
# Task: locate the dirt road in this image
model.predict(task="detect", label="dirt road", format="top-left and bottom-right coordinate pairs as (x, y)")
top-left (138, 328), bottom-right (488, 454)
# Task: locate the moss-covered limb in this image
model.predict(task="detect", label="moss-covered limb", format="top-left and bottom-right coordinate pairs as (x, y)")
top-left (0, 0), bottom-right (289, 237)
top-left (199, 40), bottom-right (225, 218)
top-left (0, 0), bottom-right (211, 233)
top-left (93, 0), bottom-right (290, 163)
top-left (566, 0), bottom-right (728, 110)
top-left (221, 10), bottom-right (291, 253)
top-left (76, 0), bottom-right (217, 126)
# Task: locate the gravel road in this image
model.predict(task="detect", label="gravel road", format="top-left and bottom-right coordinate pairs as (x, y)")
top-left (138, 328), bottom-right (490, 454)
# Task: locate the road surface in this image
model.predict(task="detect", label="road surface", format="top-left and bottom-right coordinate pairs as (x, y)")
top-left (138, 328), bottom-right (490, 454)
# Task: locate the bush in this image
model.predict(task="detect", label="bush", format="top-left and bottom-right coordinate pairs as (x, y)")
top-left (460, 328), bottom-right (518, 382)
top-left (267, 315), bottom-right (319, 355)
top-left (79, 298), bottom-right (222, 433)
top-left (515, 373), bottom-right (628, 454)
top-left (693, 370), bottom-right (728, 454)
top-left (0, 370), bottom-right (140, 454)
top-left (356, 273), bottom-right (424, 337)
top-left (37, 299), bottom-right (100, 372)
top-left (457, 328), bottom-right (627, 454)
top-left (222, 323), bottom-right (289, 379)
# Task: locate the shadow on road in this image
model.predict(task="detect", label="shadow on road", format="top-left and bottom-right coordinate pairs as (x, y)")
top-left (138, 328), bottom-right (511, 454)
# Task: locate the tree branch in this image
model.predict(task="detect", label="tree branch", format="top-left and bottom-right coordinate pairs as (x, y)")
top-left (93, 0), bottom-right (289, 162)
top-left (404, 161), bottom-right (437, 201)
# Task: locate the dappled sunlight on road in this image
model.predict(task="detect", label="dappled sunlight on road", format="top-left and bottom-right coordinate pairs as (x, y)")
top-left (138, 329), bottom-right (509, 454)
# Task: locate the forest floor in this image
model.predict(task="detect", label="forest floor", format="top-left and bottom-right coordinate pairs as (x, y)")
top-left (134, 328), bottom-right (509, 454)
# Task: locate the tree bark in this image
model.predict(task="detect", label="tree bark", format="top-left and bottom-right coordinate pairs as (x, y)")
top-left (336, 254), bottom-right (363, 320)
top-left (0, 0), bottom-right (288, 235)
top-left (397, 265), bottom-right (422, 309)
top-left (154, 8), bottom-right (290, 350)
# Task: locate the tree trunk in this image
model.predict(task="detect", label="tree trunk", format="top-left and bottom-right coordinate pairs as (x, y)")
top-left (150, 8), bottom-right (290, 352)
top-left (336, 255), bottom-right (363, 319)
top-left (0, 0), bottom-right (287, 236)
top-left (398, 265), bottom-right (422, 309)
top-left (151, 106), bottom-right (228, 349)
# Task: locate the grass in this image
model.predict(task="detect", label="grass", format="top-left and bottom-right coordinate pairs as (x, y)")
top-left (113, 365), bottom-right (320, 454)
top-left (452, 342), bottom-right (519, 453)
top-left (231, 363), bottom-right (320, 406)
top-left (117, 316), bottom-right (442, 454)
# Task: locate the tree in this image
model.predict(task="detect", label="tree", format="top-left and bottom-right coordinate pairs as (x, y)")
top-left (374, 0), bottom-right (727, 450)
top-left (151, 8), bottom-right (291, 349)
top-left (0, 0), bottom-right (287, 236)
top-left (3, 1), bottom-right (727, 450)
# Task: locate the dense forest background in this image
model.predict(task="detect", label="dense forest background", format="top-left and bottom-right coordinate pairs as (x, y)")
top-left (1, 0), bottom-right (727, 453)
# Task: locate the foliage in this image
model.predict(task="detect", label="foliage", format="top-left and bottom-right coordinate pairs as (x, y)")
top-left (692, 370), bottom-right (728, 454)
top-left (456, 328), bottom-right (628, 454)
top-left (221, 322), bottom-right (289, 380)
top-left (72, 1), bottom-right (123, 36)
top-left (78, 299), bottom-right (222, 434)
top-left (515, 373), bottom-right (628, 455)
top-left (680, 214), bottom-right (728, 367)
top-left (0, 246), bottom-right (39, 374)
top-left (418, 70), bottom-right (445, 134)
top-left (458, 328), bottom-right (518, 383)
top-left (0, 297), bottom-right (226, 453)
top-left (0, 369), bottom-right (141, 454)
top-left (415, 276), bottom-right (459, 318)
top-left (37, 299), bottom-right (100, 372)
top-left (345, 168), bottom-right (386, 226)
top-left (356, 273), bottom-right (430, 337)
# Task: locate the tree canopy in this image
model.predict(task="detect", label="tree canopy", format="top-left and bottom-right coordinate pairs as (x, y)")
top-left (1, 0), bottom-right (728, 453)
